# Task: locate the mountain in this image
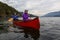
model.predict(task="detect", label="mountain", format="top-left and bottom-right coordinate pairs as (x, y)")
top-left (0, 2), bottom-right (37, 21)
top-left (43, 11), bottom-right (60, 17)
top-left (0, 2), bottom-right (21, 18)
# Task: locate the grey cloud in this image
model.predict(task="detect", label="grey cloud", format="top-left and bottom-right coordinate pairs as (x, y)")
top-left (0, 0), bottom-right (60, 16)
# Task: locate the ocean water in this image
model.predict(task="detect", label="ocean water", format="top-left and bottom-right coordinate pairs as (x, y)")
top-left (0, 17), bottom-right (60, 40)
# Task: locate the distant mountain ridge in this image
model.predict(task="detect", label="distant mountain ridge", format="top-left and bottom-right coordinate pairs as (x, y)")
top-left (43, 11), bottom-right (60, 17)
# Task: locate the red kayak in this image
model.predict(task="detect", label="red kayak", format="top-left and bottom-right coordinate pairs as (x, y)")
top-left (13, 17), bottom-right (40, 30)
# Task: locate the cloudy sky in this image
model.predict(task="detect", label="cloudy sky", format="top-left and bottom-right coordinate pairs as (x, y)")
top-left (0, 0), bottom-right (60, 16)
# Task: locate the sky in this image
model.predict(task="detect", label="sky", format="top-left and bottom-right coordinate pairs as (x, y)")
top-left (0, 0), bottom-right (60, 16)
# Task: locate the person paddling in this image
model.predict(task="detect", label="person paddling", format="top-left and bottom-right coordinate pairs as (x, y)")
top-left (22, 10), bottom-right (29, 21)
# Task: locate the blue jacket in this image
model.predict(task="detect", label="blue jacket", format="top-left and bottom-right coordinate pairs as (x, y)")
top-left (11, 15), bottom-right (19, 20)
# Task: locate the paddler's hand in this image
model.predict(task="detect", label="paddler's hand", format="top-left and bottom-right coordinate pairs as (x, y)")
top-left (8, 18), bottom-right (13, 22)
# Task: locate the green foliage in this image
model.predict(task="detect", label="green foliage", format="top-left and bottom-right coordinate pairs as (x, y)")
top-left (0, 2), bottom-right (22, 21)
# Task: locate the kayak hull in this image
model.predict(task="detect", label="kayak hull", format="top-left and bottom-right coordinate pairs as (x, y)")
top-left (13, 17), bottom-right (40, 30)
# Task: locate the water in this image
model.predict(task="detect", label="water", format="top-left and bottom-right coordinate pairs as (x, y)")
top-left (40, 17), bottom-right (60, 40)
top-left (0, 17), bottom-right (60, 40)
